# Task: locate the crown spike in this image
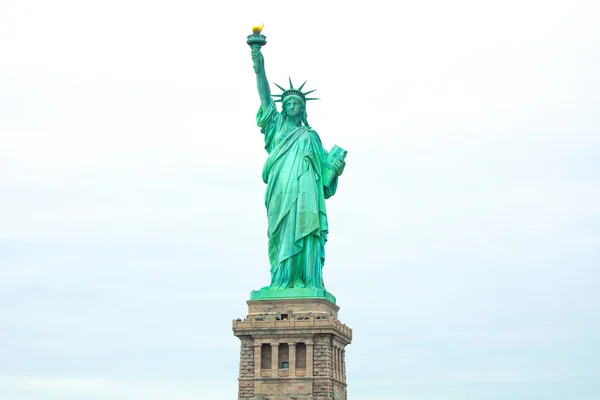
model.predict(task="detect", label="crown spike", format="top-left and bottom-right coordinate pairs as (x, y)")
top-left (272, 78), bottom-right (320, 103)
top-left (305, 97), bottom-right (320, 101)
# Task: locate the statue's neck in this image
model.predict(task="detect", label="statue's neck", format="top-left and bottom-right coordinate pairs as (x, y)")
top-left (285, 116), bottom-right (302, 127)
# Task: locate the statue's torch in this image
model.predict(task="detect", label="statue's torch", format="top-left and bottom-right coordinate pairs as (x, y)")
top-left (247, 24), bottom-right (267, 73)
top-left (247, 24), bottom-right (267, 51)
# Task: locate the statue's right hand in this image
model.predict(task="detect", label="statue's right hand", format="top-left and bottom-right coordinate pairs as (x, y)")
top-left (251, 49), bottom-right (264, 73)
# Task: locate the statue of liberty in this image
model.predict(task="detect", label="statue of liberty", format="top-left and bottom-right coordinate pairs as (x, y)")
top-left (248, 28), bottom-right (347, 297)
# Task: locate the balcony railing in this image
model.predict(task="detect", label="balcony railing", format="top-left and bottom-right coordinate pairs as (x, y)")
top-left (233, 317), bottom-right (352, 338)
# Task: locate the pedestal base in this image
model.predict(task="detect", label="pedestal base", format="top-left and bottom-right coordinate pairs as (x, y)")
top-left (250, 288), bottom-right (336, 304)
top-left (233, 297), bottom-right (352, 400)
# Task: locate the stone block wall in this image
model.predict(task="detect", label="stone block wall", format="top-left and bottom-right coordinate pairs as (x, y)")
top-left (334, 381), bottom-right (347, 400)
top-left (238, 336), bottom-right (254, 399)
top-left (313, 334), bottom-right (334, 397)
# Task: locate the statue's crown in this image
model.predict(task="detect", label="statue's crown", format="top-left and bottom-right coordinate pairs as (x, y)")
top-left (273, 78), bottom-right (319, 103)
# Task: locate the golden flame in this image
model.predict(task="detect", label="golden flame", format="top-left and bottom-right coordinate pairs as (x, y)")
top-left (252, 23), bottom-right (264, 34)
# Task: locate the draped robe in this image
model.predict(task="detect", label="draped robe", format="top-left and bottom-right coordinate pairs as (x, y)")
top-left (257, 102), bottom-right (338, 289)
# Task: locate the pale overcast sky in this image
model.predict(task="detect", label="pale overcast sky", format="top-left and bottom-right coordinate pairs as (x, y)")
top-left (1, 1), bottom-right (599, 399)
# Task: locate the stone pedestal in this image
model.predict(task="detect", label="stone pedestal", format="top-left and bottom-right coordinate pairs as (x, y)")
top-left (233, 298), bottom-right (352, 400)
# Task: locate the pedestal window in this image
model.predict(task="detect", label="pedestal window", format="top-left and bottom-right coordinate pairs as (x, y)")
top-left (261, 343), bottom-right (271, 369)
top-left (296, 342), bottom-right (307, 369)
top-left (279, 343), bottom-right (289, 369)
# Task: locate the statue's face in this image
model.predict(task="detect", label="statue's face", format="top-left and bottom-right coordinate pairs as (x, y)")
top-left (284, 97), bottom-right (304, 118)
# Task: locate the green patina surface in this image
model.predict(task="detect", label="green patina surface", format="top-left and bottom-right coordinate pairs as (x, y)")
top-left (250, 288), bottom-right (336, 304)
top-left (247, 28), bottom-right (346, 302)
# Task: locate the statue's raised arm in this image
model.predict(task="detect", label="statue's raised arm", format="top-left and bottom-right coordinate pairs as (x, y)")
top-left (247, 24), bottom-right (272, 110)
top-left (251, 48), bottom-right (272, 111)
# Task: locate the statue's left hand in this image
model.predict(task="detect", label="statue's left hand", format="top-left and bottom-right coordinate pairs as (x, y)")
top-left (334, 159), bottom-right (346, 177)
